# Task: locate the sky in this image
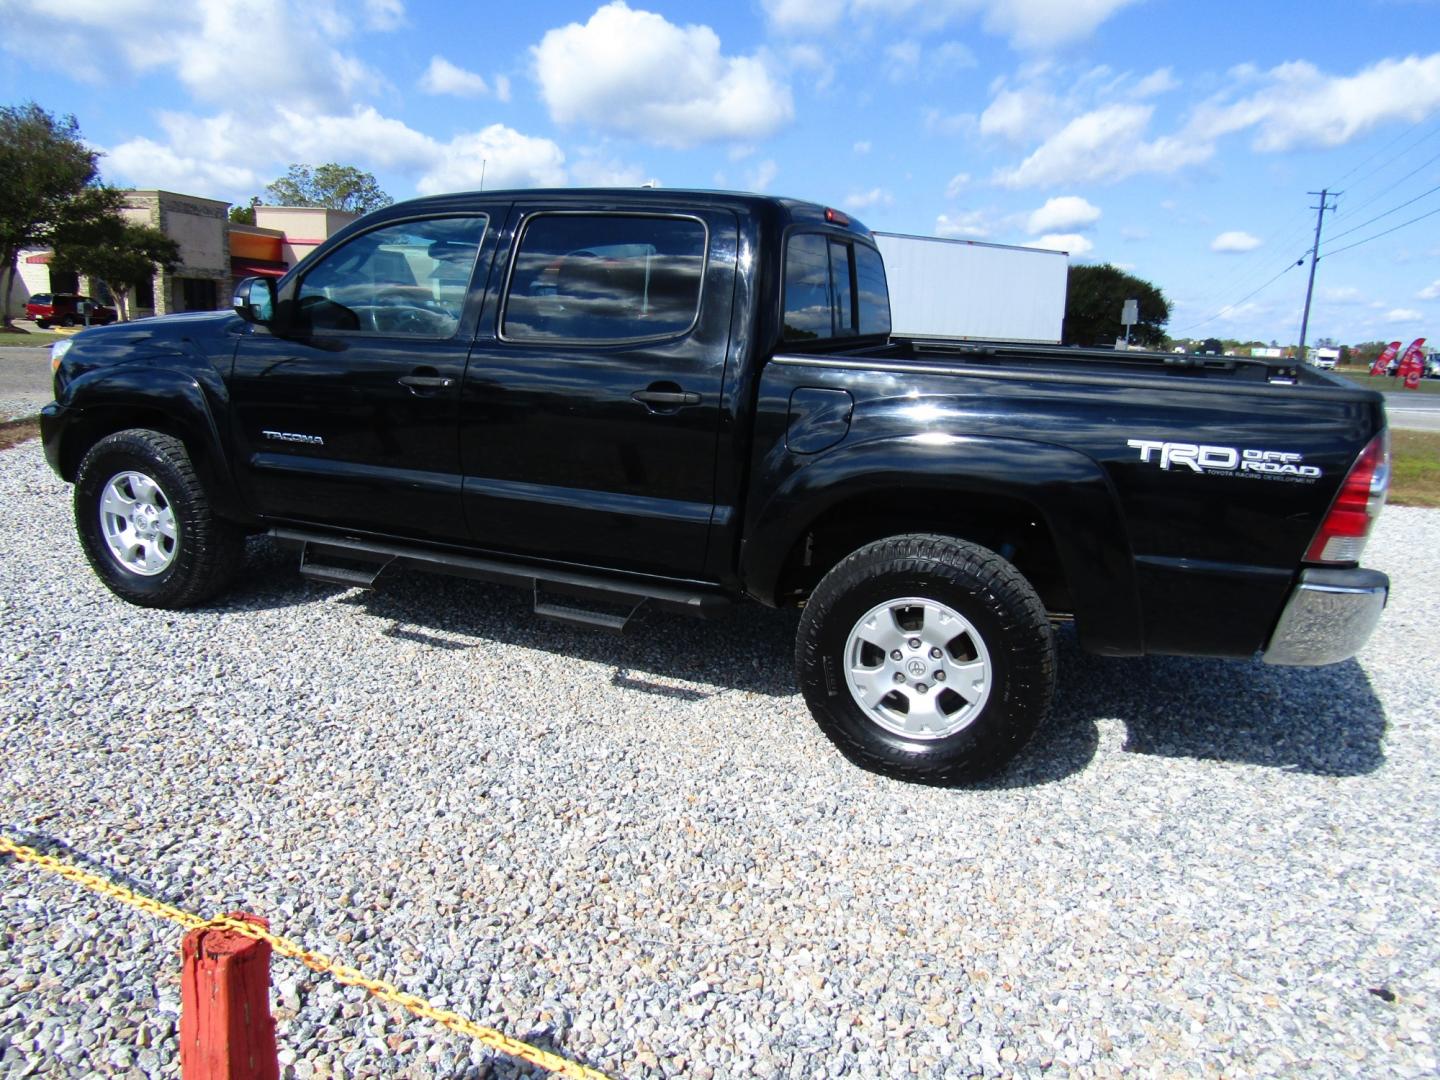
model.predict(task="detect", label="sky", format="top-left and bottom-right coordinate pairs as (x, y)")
top-left (1, 0), bottom-right (1438, 346)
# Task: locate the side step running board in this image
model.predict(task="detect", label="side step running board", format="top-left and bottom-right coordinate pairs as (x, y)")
top-left (271, 527), bottom-right (731, 621)
top-left (297, 542), bottom-right (393, 589)
top-left (533, 583), bottom-right (645, 633)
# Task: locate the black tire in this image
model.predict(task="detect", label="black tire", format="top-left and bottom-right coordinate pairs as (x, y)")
top-left (74, 429), bottom-right (244, 608)
top-left (35, 319), bottom-right (50, 329)
top-left (796, 534), bottom-right (1055, 784)
top-left (61, 314), bottom-right (76, 327)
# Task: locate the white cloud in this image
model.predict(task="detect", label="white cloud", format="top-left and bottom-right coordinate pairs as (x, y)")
top-left (980, 86), bottom-right (1060, 143)
top-left (845, 187), bottom-right (894, 210)
top-left (1027, 195), bottom-right (1101, 234)
top-left (417, 126), bottom-right (568, 194)
top-left (995, 102), bottom-right (1211, 187)
top-left (944, 172), bottom-right (971, 198)
top-left (924, 108), bottom-right (976, 136)
top-left (763, 0), bottom-right (1139, 50)
top-left (981, 0), bottom-right (1142, 51)
top-left (853, 140), bottom-right (872, 155)
top-left (1419, 279), bottom-right (1440, 300)
top-left (1321, 286), bottom-right (1366, 303)
top-left (532, 2), bottom-right (793, 147)
top-left (1211, 230), bottom-right (1262, 253)
top-left (761, 0), bottom-right (844, 32)
top-left (1131, 67), bottom-right (1179, 98)
top-left (747, 160), bottom-right (779, 192)
top-left (1034, 232), bottom-right (1093, 255)
top-left (0, 0), bottom-right (390, 111)
top-left (104, 107), bottom-right (567, 202)
top-left (1386, 308), bottom-right (1424, 322)
top-left (885, 40), bottom-right (922, 82)
top-left (419, 56), bottom-right (489, 97)
top-left (565, 151), bottom-right (651, 188)
top-left (363, 0), bottom-right (405, 30)
top-left (1190, 53), bottom-right (1440, 152)
top-left (936, 211), bottom-right (991, 239)
top-left (494, 75), bottom-right (513, 103)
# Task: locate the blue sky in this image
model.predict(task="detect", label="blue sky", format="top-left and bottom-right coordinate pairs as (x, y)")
top-left (2, 0), bottom-right (1438, 345)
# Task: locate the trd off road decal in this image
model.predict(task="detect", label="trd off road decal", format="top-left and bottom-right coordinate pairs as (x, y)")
top-left (1127, 439), bottom-right (1322, 481)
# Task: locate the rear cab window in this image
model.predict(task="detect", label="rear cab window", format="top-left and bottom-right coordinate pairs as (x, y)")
top-left (783, 231), bottom-right (891, 342)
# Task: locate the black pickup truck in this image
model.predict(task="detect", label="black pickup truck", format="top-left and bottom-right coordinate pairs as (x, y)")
top-left (41, 190), bottom-right (1391, 782)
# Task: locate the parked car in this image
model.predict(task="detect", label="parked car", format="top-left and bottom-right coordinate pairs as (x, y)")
top-left (40, 189), bottom-right (1391, 783)
top-left (25, 293), bottom-right (117, 329)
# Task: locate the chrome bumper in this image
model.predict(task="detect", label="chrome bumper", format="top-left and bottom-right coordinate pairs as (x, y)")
top-left (1262, 568), bottom-right (1389, 667)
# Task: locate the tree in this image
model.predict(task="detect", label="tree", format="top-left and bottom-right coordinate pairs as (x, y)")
top-left (1062, 263), bottom-right (1170, 348)
top-left (0, 102), bottom-right (122, 328)
top-left (228, 196), bottom-right (260, 225)
top-left (54, 215), bottom-right (180, 322)
top-left (263, 163), bottom-right (392, 214)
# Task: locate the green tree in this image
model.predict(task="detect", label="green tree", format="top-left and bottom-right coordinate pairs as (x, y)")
top-left (0, 102), bottom-right (122, 328)
top-left (263, 163), bottom-right (393, 214)
top-left (54, 216), bottom-right (181, 322)
top-left (228, 196), bottom-right (260, 225)
top-left (1062, 263), bottom-right (1171, 348)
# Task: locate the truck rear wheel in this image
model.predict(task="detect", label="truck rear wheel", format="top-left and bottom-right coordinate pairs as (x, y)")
top-left (74, 429), bottom-right (244, 608)
top-left (796, 534), bottom-right (1055, 783)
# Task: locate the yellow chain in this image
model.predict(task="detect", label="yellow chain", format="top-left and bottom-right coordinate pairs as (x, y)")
top-left (0, 835), bottom-right (612, 1080)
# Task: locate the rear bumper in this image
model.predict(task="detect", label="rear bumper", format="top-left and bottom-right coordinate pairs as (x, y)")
top-left (1262, 567), bottom-right (1388, 666)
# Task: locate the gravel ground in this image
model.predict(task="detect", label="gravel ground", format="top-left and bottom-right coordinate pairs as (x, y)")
top-left (2, 435), bottom-right (1438, 1079)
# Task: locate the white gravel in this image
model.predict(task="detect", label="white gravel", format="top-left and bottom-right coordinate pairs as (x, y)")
top-left (2, 435), bottom-right (1438, 1079)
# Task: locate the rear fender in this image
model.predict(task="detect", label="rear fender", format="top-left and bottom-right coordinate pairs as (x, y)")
top-left (742, 433), bottom-right (1144, 656)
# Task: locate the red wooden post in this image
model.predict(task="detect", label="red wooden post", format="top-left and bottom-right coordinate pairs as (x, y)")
top-left (180, 913), bottom-right (280, 1080)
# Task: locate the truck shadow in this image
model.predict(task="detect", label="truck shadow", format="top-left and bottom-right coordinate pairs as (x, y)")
top-left (220, 541), bottom-right (1388, 783)
top-left (993, 629), bottom-right (1387, 786)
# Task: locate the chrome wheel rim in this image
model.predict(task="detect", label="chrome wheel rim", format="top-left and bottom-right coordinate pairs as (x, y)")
top-left (843, 597), bottom-right (992, 740)
top-left (99, 471), bottom-right (179, 576)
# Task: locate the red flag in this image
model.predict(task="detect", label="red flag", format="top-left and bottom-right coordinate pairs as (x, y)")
top-left (1398, 338), bottom-right (1426, 389)
top-left (1371, 340), bottom-right (1402, 376)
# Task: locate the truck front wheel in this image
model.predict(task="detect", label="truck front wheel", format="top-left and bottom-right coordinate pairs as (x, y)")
top-left (796, 534), bottom-right (1055, 783)
top-left (73, 429), bottom-right (244, 608)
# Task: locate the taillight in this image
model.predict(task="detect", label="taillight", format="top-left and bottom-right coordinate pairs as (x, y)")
top-left (1304, 430), bottom-right (1389, 564)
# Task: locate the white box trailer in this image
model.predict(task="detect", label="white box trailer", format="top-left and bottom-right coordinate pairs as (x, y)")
top-left (872, 232), bottom-right (1069, 344)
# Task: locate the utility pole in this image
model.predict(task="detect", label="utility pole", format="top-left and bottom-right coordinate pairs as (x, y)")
top-left (1297, 188), bottom-right (1339, 363)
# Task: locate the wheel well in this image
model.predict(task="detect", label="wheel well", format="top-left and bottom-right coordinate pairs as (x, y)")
top-left (58, 407), bottom-right (194, 482)
top-left (775, 491), bottom-right (1072, 615)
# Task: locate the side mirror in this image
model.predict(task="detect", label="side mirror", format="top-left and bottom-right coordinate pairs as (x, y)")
top-left (233, 276), bottom-right (276, 324)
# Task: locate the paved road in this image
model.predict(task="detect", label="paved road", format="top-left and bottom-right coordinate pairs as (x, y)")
top-left (1382, 391), bottom-right (1440, 433)
top-left (0, 345), bottom-right (55, 414)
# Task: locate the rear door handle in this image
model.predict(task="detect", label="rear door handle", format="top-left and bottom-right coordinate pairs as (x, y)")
top-left (398, 375), bottom-right (455, 390)
top-left (632, 389), bottom-right (701, 406)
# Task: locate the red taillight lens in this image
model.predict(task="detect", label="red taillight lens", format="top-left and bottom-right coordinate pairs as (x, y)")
top-left (1304, 430), bottom-right (1389, 564)
top-left (824, 208), bottom-right (850, 226)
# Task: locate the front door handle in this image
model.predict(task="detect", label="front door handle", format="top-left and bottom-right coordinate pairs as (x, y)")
top-left (398, 374), bottom-right (455, 390)
top-left (632, 388), bottom-right (701, 407)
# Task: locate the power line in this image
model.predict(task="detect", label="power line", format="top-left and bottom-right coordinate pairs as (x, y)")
top-left (1323, 182), bottom-right (1440, 245)
top-left (1175, 258), bottom-right (1303, 334)
top-left (1320, 203), bottom-right (1440, 259)
top-left (1327, 115), bottom-right (1440, 193)
top-left (1332, 144), bottom-right (1440, 221)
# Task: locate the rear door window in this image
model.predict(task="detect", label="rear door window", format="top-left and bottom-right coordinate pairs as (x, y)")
top-left (502, 214), bottom-right (707, 343)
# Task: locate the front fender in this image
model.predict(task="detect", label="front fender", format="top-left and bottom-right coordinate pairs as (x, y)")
top-left (741, 432), bottom-right (1144, 656)
top-left (44, 365), bottom-right (249, 521)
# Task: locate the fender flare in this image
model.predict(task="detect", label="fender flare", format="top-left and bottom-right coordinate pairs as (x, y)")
top-left (741, 432), bottom-right (1144, 656)
top-left (49, 365), bottom-right (249, 521)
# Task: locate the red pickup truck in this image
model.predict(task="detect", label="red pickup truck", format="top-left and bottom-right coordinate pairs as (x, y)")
top-left (25, 293), bottom-right (117, 329)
